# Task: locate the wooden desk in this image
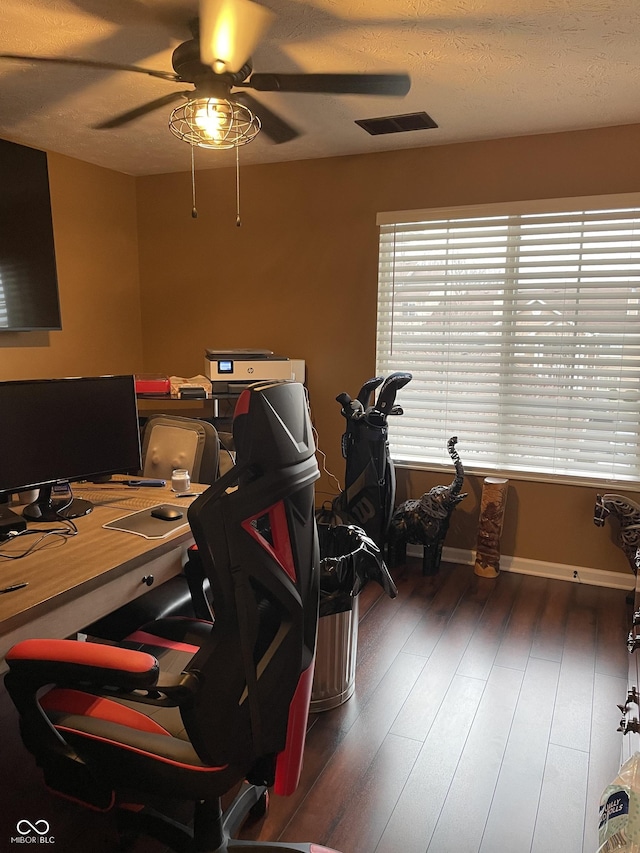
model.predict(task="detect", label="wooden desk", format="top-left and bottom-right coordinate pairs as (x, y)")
top-left (137, 396), bottom-right (218, 419)
top-left (0, 481), bottom-right (200, 674)
top-left (136, 395), bottom-right (239, 430)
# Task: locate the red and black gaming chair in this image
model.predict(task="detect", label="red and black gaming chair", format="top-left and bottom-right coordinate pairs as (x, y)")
top-left (4, 380), bottom-right (339, 853)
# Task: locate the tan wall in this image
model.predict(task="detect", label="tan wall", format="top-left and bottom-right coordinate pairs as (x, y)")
top-left (0, 152), bottom-right (143, 379)
top-left (137, 124), bottom-right (640, 577)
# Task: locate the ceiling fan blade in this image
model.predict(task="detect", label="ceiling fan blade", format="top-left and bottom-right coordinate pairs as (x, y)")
top-left (234, 92), bottom-right (299, 144)
top-left (0, 52), bottom-right (180, 83)
top-left (136, 0), bottom-right (197, 38)
top-left (94, 91), bottom-right (191, 129)
top-left (247, 72), bottom-right (411, 96)
top-left (199, 0), bottom-right (274, 74)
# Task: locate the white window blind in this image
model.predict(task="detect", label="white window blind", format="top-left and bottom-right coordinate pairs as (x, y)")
top-left (376, 199), bottom-right (640, 484)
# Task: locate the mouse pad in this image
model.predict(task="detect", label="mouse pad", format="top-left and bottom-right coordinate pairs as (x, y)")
top-left (103, 505), bottom-right (189, 539)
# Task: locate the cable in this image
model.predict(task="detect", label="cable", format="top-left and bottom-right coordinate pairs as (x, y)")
top-left (0, 517), bottom-right (78, 559)
top-left (303, 385), bottom-right (342, 495)
top-left (315, 443), bottom-right (342, 495)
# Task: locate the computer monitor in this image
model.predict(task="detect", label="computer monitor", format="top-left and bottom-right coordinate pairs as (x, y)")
top-left (0, 374), bottom-right (142, 521)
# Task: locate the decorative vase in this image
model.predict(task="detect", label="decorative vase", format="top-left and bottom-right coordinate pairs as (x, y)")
top-left (474, 477), bottom-right (509, 578)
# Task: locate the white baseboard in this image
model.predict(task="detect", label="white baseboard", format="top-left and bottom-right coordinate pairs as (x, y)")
top-left (406, 544), bottom-right (634, 591)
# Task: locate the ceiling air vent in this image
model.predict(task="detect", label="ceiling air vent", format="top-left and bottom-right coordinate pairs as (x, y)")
top-left (355, 111), bottom-right (438, 136)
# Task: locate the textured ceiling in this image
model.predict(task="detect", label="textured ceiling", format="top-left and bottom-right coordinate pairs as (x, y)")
top-left (1, 0), bottom-right (640, 176)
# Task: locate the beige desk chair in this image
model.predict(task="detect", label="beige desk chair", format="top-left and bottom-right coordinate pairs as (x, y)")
top-left (141, 414), bottom-right (221, 485)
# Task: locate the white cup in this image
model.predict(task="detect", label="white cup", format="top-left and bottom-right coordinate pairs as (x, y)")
top-left (171, 468), bottom-right (191, 494)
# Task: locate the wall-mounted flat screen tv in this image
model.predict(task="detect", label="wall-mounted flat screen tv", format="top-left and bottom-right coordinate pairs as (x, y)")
top-left (0, 137), bottom-right (62, 331)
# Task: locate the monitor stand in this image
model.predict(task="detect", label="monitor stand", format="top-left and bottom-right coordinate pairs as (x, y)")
top-left (22, 483), bottom-right (93, 522)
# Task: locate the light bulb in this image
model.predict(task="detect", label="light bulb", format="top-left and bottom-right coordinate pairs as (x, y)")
top-left (193, 102), bottom-right (230, 142)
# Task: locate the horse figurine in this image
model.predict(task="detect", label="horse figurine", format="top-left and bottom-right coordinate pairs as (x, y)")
top-left (593, 493), bottom-right (640, 574)
top-left (387, 436), bottom-right (467, 575)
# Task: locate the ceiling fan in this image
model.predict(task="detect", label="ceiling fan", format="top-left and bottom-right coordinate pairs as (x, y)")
top-left (0, 0), bottom-right (411, 149)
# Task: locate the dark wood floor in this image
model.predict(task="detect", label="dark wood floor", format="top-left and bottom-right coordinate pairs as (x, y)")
top-left (0, 558), bottom-right (631, 852)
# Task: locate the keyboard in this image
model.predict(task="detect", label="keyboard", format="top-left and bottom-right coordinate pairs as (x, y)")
top-left (74, 490), bottom-right (166, 512)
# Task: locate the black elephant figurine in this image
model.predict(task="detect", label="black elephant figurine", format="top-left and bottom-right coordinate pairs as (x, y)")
top-left (387, 436), bottom-right (467, 575)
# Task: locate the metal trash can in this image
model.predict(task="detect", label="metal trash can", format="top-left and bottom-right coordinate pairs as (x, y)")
top-left (310, 597), bottom-right (359, 712)
top-left (310, 524), bottom-right (397, 712)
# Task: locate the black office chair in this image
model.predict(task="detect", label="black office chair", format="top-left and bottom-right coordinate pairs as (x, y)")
top-left (141, 413), bottom-right (221, 484)
top-left (4, 381), bottom-right (339, 853)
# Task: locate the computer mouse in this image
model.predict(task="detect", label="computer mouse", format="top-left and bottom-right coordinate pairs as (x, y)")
top-left (151, 506), bottom-right (183, 522)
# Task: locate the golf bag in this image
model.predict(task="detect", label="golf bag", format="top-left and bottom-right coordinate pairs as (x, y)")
top-left (323, 372), bottom-right (412, 550)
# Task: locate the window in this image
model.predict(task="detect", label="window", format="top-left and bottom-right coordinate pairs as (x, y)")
top-left (376, 197), bottom-right (640, 484)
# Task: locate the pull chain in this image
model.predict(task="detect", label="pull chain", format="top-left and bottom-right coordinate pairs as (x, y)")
top-left (189, 142), bottom-right (242, 224)
top-left (190, 142), bottom-right (198, 219)
top-left (236, 145), bottom-right (241, 227)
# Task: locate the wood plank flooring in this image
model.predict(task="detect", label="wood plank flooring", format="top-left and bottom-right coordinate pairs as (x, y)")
top-left (245, 559), bottom-right (630, 853)
top-left (0, 558), bottom-right (632, 853)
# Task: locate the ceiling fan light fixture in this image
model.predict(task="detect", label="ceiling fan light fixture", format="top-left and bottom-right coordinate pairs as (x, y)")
top-left (199, 0), bottom-right (275, 74)
top-left (169, 97), bottom-right (261, 149)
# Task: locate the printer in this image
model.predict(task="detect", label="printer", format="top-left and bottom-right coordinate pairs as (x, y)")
top-left (204, 349), bottom-right (305, 392)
